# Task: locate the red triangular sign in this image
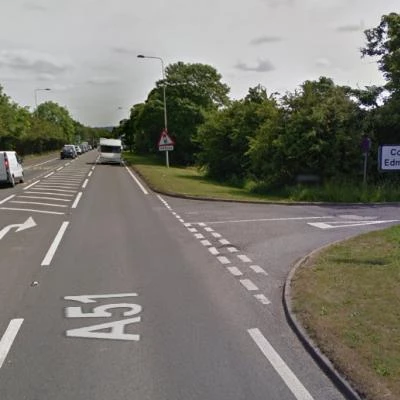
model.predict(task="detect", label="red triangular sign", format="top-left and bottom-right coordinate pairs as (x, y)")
top-left (158, 130), bottom-right (175, 146)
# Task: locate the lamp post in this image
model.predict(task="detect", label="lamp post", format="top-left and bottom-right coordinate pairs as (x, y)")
top-left (137, 54), bottom-right (169, 167)
top-left (34, 88), bottom-right (51, 109)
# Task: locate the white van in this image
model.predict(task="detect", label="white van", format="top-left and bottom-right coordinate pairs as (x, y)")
top-left (0, 151), bottom-right (24, 186)
top-left (99, 138), bottom-right (122, 164)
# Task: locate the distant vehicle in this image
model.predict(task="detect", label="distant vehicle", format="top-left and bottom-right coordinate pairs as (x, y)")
top-left (60, 145), bottom-right (77, 159)
top-left (0, 151), bottom-right (24, 187)
top-left (75, 145), bottom-right (82, 155)
top-left (99, 138), bottom-right (122, 164)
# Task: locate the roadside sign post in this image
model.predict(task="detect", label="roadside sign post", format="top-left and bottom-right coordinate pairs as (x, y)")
top-left (157, 130), bottom-right (175, 168)
top-left (361, 135), bottom-right (371, 185)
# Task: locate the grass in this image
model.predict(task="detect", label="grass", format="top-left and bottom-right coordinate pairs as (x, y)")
top-left (291, 225), bottom-right (400, 400)
top-left (123, 152), bottom-right (400, 203)
top-left (123, 153), bottom-right (285, 202)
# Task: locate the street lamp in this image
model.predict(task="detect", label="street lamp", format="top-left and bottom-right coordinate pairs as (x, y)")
top-left (137, 55), bottom-right (167, 131)
top-left (34, 88), bottom-right (51, 109)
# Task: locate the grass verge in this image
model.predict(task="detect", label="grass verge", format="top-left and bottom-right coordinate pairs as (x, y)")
top-left (123, 152), bottom-right (400, 203)
top-left (291, 225), bottom-right (400, 400)
top-left (123, 153), bottom-right (286, 202)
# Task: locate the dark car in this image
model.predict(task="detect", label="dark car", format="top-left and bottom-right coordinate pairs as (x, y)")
top-left (60, 145), bottom-right (77, 159)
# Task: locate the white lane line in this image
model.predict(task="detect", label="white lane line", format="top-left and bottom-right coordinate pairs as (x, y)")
top-left (25, 191), bottom-right (74, 197)
top-left (123, 163), bottom-right (148, 195)
top-left (240, 279), bottom-right (259, 291)
top-left (34, 187), bottom-right (76, 192)
top-left (198, 222), bottom-right (206, 227)
top-left (82, 179), bottom-right (89, 189)
top-left (18, 196), bottom-right (70, 202)
top-left (0, 207), bottom-right (64, 215)
top-left (0, 318), bottom-right (24, 369)
top-left (217, 256), bottom-right (231, 265)
top-left (208, 247), bottom-right (220, 256)
top-left (66, 162), bottom-right (70, 166)
top-left (24, 157), bottom-right (58, 169)
top-left (254, 294), bottom-right (271, 305)
top-left (211, 232), bottom-right (222, 238)
top-left (227, 247), bottom-right (239, 253)
top-left (43, 172), bottom-right (54, 178)
top-left (175, 215), bottom-right (181, 219)
top-left (71, 192), bottom-right (83, 208)
top-left (88, 171), bottom-right (93, 177)
top-left (248, 328), bottom-right (314, 400)
top-left (219, 239), bottom-right (230, 245)
top-left (199, 216), bottom-right (333, 225)
top-left (227, 266), bottom-right (243, 276)
top-left (200, 240), bottom-right (211, 246)
top-left (23, 180), bottom-right (40, 190)
top-left (0, 195), bottom-right (15, 205)
top-left (250, 265), bottom-right (268, 275)
top-left (194, 233), bottom-right (205, 239)
top-left (184, 223), bottom-right (192, 227)
top-left (188, 228), bottom-right (198, 233)
top-left (204, 227), bottom-right (214, 232)
top-left (41, 221), bottom-right (70, 266)
top-left (238, 254), bottom-right (252, 263)
top-left (178, 218), bottom-right (185, 223)
top-left (11, 201), bottom-right (67, 208)
top-left (91, 166), bottom-right (95, 171)
top-left (56, 167), bottom-right (63, 171)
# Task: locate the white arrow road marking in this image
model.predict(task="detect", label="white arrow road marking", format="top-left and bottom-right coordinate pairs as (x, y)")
top-left (0, 217), bottom-right (37, 240)
top-left (308, 219), bottom-right (400, 230)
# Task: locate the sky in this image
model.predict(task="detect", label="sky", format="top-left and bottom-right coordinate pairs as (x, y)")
top-left (0, 0), bottom-right (398, 127)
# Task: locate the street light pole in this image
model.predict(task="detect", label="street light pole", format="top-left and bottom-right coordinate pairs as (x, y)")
top-left (137, 54), bottom-right (169, 167)
top-left (34, 88), bottom-right (51, 109)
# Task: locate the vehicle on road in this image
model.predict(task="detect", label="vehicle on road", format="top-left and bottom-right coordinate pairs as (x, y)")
top-left (0, 151), bottom-right (24, 186)
top-left (60, 145), bottom-right (77, 159)
top-left (99, 138), bottom-right (122, 164)
top-left (75, 145), bottom-right (82, 155)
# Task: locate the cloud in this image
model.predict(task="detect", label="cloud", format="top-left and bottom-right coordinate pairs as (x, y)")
top-left (260, 0), bottom-right (295, 8)
top-left (37, 72), bottom-right (56, 81)
top-left (336, 21), bottom-right (364, 32)
top-left (86, 76), bottom-right (121, 85)
top-left (235, 59), bottom-right (275, 72)
top-left (250, 36), bottom-right (283, 45)
top-left (0, 49), bottom-right (72, 74)
top-left (111, 47), bottom-right (137, 55)
top-left (23, 2), bottom-right (47, 11)
top-left (315, 58), bottom-right (332, 68)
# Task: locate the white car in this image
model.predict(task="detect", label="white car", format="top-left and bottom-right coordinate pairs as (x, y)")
top-left (0, 151), bottom-right (24, 187)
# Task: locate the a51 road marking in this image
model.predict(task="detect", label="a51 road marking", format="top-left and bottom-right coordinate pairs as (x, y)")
top-left (64, 293), bottom-right (141, 341)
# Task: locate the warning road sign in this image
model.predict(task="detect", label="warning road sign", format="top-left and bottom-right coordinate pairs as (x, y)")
top-left (157, 130), bottom-right (175, 147)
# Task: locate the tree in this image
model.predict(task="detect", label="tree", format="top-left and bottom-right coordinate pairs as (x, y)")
top-left (36, 101), bottom-right (76, 142)
top-left (361, 12), bottom-right (400, 92)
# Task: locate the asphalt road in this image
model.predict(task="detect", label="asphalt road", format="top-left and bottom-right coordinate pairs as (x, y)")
top-left (0, 151), bottom-right (398, 400)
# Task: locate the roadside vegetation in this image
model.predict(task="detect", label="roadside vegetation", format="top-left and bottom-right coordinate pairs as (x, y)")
top-left (124, 152), bottom-right (400, 203)
top-left (291, 225), bottom-right (400, 400)
top-left (117, 13), bottom-right (400, 196)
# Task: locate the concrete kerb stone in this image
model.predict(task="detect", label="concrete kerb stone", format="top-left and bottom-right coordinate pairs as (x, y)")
top-left (283, 243), bottom-right (364, 400)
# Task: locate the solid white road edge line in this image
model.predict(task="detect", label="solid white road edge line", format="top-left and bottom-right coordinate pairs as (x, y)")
top-left (0, 195), bottom-right (15, 205)
top-left (41, 221), bottom-right (70, 266)
top-left (72, 192), bottom-right (83, 209)
top-left (0, 319), bottom-right (24, 369)
top-left (123, 163), bottom-right (148, 195)
top-left (248, 328), bottom-right (314, 400)
top-left (196, 216), bottom-right (333, 225)
top-left (23, 180), bottom-right (40, 190)
top-left (0, 207), bottom-right (64, 215)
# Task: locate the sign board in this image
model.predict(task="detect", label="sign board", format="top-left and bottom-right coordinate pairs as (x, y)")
top-left (157, 130), bottom-right (175, 152)
top-left (379, 145), bottom-right (400, 171)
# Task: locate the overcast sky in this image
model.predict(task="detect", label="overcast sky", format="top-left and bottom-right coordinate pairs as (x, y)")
top-left (0, 0), bottom-right (397, 126)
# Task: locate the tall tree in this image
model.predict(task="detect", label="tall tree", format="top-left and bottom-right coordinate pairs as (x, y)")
top-left (361, 12), bottom-right (400, 93)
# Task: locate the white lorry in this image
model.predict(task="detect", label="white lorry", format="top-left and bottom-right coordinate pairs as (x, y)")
top-left (98, 138), bottom-right (122, 164)
top-left (0, 151), bottom-right (24, 186)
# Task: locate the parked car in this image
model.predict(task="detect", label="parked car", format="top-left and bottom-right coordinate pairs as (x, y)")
top-left (0, 151), bottom-right (24, 187)
top-left (60, 145), bottom-right (77, 159)
top-left (75, 145), bottom-right (82, 155)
